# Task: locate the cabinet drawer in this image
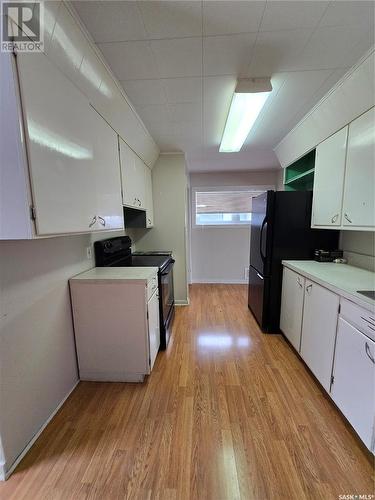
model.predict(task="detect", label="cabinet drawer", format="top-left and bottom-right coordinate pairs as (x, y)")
top-left (340, 298), bottom-right (375, 341)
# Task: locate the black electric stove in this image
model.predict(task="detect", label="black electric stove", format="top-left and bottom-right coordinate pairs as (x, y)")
top-left (94, 236), bottom-right (175, 349)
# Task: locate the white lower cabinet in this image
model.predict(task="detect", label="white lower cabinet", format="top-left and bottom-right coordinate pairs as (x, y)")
top-left (148, 289), bottom-right (160, 370)
top-left (70, 268), bottom-right (160, 382)
top-left (300, 280), bottom-right (339, 392)
top-left (280, 267), bottom-right (305, 351)
top-left (331, 318), bottom-right (375, 451)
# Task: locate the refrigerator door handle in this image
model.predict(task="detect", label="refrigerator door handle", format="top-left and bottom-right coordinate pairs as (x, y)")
top-left (260, 218), bottom-right (267, 262)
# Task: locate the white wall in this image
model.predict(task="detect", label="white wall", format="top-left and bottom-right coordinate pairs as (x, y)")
top-left (0, 230), bottom-right (126, 478)
top-left (190, 171), bottom-right (278, 284)
top-left (340, 231), bottom-right (375, 272)
top-left (132, 154), bottom-right (189, 304)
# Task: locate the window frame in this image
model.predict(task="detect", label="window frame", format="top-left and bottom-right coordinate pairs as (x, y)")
top-left (191, 185), bottom-right (274, 229)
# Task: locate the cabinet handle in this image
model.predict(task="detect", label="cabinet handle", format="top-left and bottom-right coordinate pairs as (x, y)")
top-left (98, 216), bottom-right (106, 227)
top-left (134, 198), bottom-right (137, 205)
top-left (89, 216), bottom-right (97, 228)
top-left (138, 199), bottom-right (141, 207)
top-left (297, 277), bottom-right (303, 288)
top-left (344, 213), bottom-right (352, 224)
top-left (331, 214), bottom-right (339, 223)
top-left (365, 342), bottom-right (375, 364)
top-left (306, 284), bottom-right (312, 294)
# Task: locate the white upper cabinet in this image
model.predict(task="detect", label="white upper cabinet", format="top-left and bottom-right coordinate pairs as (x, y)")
top-left (144, 165), bottom-right (154, 228)
top-left (119, 138), bottom-right (145, 209)
top-left (311, 106), bottom-right (375, 231)
top-left (280, 268), bottom-right (305, 352)
top-left (311, 127), bottom-right (347, 227)
top-left (342, 108), bottom-right (375, 228)
top-left (9, 51), bottom-right (122, 236)
top-left (300, 280), bottom-right (339, 392)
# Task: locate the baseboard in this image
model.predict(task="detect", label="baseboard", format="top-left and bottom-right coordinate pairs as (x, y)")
top-left (175, 299), bottom-right (189, 306)
top-left (3, 380), bottom-right (79, 481)
top-left (191, 279), bottom-right (248, 285)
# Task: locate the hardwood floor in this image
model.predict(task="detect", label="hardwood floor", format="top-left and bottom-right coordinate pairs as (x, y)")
top-left (1, 284), bottom-right (373, 499)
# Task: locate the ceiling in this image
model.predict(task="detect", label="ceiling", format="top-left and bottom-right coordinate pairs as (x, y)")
top-left (73, 1), bottom-right (374, 172)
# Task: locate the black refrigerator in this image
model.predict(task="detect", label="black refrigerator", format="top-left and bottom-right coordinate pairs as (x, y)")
top-left (248, 190), bottom-right (339, 333)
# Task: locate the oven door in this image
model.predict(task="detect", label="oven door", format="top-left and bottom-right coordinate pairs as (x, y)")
top-left (160, 261), bottom-right (175, 324)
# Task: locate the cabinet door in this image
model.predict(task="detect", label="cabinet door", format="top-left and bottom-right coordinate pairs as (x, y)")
top-left (342, 108), bottom-right (375, 228)
top-left (134, 156), bottom-right (146, 209)
top-left (280, 268), bottom-right (305, 351)
top-left (311, 127), bottom-right (347, 227)
top-left (331, 318), bottom-right (375, 450)
top-left (91, 110), bottom-right (123, 230)
top-left (17, 52), bottom-right (98, 235)
top-left (147, 290), bottom-right (160, 371)
top-left (119, 138), bottom-right (137, 207)
top-left (300, 280), bottom-right (339, 391)
top-left (144, 165), bottom-right (154, 228)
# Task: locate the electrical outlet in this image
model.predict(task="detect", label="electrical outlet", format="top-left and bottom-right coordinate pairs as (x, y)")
top-left (86, 246), bottom-right (92, 260)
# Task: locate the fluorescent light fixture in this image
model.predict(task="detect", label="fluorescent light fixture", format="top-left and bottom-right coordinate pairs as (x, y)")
top-left (220, 78), bottom-right (272, 153)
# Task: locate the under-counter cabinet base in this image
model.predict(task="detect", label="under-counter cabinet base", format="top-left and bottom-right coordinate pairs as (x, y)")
top-left (69, 268), bottom-right (160, 382)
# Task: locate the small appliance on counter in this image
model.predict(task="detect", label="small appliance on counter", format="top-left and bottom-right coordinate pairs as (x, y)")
top-left (94, 237), bottom-right (175, 349)
top-left (314, 249), bottom-right (343, 262)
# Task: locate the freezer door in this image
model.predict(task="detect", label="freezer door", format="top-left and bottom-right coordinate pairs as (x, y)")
top-left (248, 266), bottom-right (269, 329)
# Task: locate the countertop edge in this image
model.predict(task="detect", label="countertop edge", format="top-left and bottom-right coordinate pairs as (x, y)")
top-left (282, 261), bottom-right (374, 312)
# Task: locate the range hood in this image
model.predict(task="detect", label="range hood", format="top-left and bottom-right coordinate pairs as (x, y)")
top-left (123, 206), bottom-right (147, 228)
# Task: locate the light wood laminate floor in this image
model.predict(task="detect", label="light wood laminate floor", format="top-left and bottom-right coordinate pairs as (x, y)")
top-left (1, 285), bottom-right (373, 499)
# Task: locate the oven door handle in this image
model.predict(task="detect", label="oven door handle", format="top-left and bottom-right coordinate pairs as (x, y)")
top-left (161, 259), bottom-right (175, 275)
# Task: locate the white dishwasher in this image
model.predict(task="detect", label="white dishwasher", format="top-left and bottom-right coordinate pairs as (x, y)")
top-left (331, 298), bottom-right (375, 451)
top-left (69, 266), bottom-right (160, 382)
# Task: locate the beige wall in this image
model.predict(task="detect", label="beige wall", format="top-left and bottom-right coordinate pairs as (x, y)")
top-left (190, 170), bottom-right (278, 284)
top-left (0, 229), bottom-right (127, 478)
top-left (340, 231), bottom-right (375, 271)
top-left (132, 154), bottom-right (189, 304)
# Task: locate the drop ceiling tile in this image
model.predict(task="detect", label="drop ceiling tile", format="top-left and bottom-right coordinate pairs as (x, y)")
top-left (162, 77), bottom-right (202, 103)
top-left (203, 75), bottom-right (236, 104)
top-left (73, 1), bottom-right (147, 42)
top-left (98, 41), bottom-right (158, 80)
top-left (151, 37), bottom-right (202, 78)
top-left (290, 24), bottom-right (374, 71)
top-left (167, 102), bottom-right (201, 123)
top-left (203, 33), bottom-right (257, 76)
top-left (137, 1), bottom-right (202, 39)
top-left (246, 28), bottom-right (314, 75)
top-left (319, 1), bottom-right (375, 28)
top-left (203, 1), bottom-right (265, 36)
top-left (136, 104), bottom-right (171, 124)
top-left (260, 1), bottom-right (329, 32)
top-left (121, 79), bottom-right (167, 105)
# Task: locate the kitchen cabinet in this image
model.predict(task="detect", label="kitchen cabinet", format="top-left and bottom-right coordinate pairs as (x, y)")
top-left (311, 127), bottom-right (347, 227)
top-left (300, 280), bottom-right (339, 392)
top-left (70, 267), bottom-right (160, 382)
top-left (144, 165), bottom-right (154, 228)
top-left (0, 51), bottom-right (123, 238)
top-left (280, 267), bottom-right (305, 351)
top-left (331, 317), bottom-right (375, 451)
top-left (119, 138), bottom-right (146, 210)
top-left (342, 108), bottom-right (375, 228)
top-left (311, 107), bottom-right (375, 231)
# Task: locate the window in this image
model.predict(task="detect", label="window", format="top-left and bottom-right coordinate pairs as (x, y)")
top-left (194, 189), bottom-right (263, 227)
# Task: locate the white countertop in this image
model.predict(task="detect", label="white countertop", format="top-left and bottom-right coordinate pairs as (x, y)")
top-left (70, 266), bottom-right (158, 283)
top-left (282, 260), bottom-right (375, 311)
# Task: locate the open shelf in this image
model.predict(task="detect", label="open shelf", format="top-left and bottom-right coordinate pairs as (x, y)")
top-left (284, 150), bottom-right (316, 191)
